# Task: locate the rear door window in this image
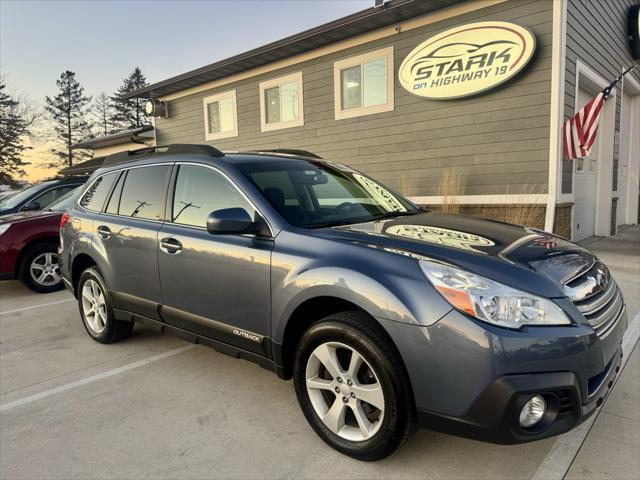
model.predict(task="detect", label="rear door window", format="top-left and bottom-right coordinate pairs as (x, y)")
top-left (79, 173), bottom-right (118, 212)
top-left (117, 165), bottom-right (171, 221)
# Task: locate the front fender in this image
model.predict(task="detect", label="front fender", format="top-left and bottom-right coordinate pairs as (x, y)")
top-left (270, 231), bottom-right (452, 342)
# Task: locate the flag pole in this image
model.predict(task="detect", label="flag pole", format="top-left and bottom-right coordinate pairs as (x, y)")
top-left (603, 63), bottom-right (639, 97)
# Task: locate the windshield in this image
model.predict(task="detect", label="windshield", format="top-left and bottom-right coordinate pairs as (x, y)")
top-left (47, 187), bottom-right (81, 212)
top-left (0, 190), bottom-right (18, 201)
top-left (0, 182), bottom-right (52, 209)
top-left (237, 159), bottom-right (418, 228)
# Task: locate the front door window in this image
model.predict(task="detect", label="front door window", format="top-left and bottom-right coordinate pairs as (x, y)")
top-left (171, 165), bottom-right (255, 227)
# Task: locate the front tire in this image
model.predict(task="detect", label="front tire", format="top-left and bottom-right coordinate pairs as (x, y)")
top-left (293, 311), bottom-right (416, 461)
top-left (78, 267), bottom-right (133, 344)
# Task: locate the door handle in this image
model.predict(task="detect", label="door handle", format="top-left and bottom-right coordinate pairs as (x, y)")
top-left (160, 237), bottom-right (183, 254)
top-left (97, 225), bottom-right (111, 239)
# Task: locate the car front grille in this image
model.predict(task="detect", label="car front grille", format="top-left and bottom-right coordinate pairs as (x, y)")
top-left (566, 262), bottom-right (624, 338)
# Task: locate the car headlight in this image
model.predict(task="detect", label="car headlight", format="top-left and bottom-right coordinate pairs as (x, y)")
top-left (0, 224), bottom-right (11, 236)
top-left (419, 260), bottom-right (570, 329)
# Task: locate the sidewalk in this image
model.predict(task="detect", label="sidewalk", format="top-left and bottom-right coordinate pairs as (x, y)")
top-left (537, 226), bottom-right (640, 480)
top-left (567, 226), bottom-right (640, 480)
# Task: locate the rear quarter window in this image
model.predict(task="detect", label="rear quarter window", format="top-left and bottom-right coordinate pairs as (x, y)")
top-left (79, 173), bottom-right (118, 212)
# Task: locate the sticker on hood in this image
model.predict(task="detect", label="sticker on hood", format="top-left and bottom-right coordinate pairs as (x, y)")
top-left (385, 224), bottom-right (495, 251)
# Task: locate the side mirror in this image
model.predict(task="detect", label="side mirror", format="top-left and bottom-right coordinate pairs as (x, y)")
top-left (22, 201), bottom-right (41, 212)
top-left (206, 208), bottom-right (258, 235)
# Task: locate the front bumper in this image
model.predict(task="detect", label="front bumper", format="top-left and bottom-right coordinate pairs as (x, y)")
top-left (417, 344), bottom-right (623, 443)
top-left (377, 303), bottom-right (628, 444)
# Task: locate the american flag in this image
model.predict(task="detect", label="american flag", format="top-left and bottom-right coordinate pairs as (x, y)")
top-left (562, 64), bottom-right (638, 161)
top-left (562, 90), bottom-right (607, 161)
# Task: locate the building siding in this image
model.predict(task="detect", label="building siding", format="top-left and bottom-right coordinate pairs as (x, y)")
top-left (156, 0), bottom-right (553, 197)
top-left (562, 0), bottom-right (640, 194)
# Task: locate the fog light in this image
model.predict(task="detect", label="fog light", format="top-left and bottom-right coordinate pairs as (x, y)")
top-left (519, 395), bottom-right (547, 428)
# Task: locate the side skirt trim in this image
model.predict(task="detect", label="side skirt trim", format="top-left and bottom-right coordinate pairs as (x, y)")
top-left (113, 308), bottom-right (286, 378)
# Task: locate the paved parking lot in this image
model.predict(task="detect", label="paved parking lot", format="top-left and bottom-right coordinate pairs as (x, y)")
top-left (1, 227), bottom-right (638, 480)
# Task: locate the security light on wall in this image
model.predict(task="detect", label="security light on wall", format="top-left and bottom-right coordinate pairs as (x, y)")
top-left (144, 98), bottom-right (168, 118)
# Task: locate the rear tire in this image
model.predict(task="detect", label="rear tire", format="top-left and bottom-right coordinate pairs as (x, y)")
top-left (293, 311), bottom-right (416, 461)
top-left (77, 267), bottom-right (133, 343)
top-left (18, 243), bottom-right (64, 293)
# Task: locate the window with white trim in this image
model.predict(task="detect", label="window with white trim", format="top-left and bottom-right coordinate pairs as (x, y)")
top-left (259, 72), bottom-right (304, 132)
top-left (203, 90), bottom-right (238, 140)
top-left (334, 46), bottom-right (394, 120)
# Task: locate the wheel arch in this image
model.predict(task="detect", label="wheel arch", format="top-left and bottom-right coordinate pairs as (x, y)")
top-left (70, 253), bottom-right (98, 296)
top-left (15, 235), bottom-right (60, 276)
top-left (277, 295), bottom-right (409, 382)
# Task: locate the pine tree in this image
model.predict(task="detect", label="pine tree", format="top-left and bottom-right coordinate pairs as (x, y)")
top-left (0, 82), bottom-right (39, 185)
top-left (45, 71), bottom-right (93, 167)
top-left (94, 93), bottom-right (114, 136)
top-left (110, 67), bottom-right (149, 131)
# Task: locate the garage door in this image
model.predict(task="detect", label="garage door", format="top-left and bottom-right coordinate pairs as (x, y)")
top-left (572, 87), bottom-right (599, 241)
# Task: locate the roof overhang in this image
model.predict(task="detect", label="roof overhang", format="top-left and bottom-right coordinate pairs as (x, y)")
top-left (124, 0), bottom-right (464, 100)
top-left (58, 156), bottom-right (106, 176)
top-left (71, 125), bottom-right (154, 150)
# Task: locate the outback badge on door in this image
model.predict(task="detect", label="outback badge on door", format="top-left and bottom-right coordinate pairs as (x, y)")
top-left (398, 21), bottom-right (536, 100)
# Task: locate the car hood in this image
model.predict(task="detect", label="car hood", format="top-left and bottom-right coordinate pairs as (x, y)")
top-left (309, 211), bottom-right (596, 297)
top-left (0, 210), bottom-right (60, 224)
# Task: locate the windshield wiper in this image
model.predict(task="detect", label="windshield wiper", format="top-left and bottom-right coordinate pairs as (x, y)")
top-left (369, 210), bottom-right (419, 222)
top-left (303, 219), bottom-right (362, 229)
top-left (302, 210), bottom-right (419, 229)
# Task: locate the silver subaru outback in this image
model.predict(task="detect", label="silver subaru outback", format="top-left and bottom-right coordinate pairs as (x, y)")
top-left (59, 145), bottom-right (627, 460)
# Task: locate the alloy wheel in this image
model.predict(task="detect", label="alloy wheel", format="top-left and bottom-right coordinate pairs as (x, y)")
top-left (81, 279), bottom-right (107, 334)
top-left (29, 252), bottom-right (61, 287)
top-left (305, 341), bottom-right (385, 442)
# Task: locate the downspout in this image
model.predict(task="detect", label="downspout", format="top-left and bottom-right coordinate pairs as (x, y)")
top-left (544, 0), bottom-right (568, 233)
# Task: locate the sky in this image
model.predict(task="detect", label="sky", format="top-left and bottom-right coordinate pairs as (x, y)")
top-left (0, 0), bottom-right (371, 181)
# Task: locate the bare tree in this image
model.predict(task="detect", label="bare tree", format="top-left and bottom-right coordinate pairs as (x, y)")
top-left (93, 92), bottom-right (114, 136)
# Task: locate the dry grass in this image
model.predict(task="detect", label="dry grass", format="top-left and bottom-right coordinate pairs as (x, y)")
top-left (482, 184), bottom-right (546, 227)
top-left (399, 172), bottom-right (416, 197)
top-left (440, 168), bottom-right (465, 213)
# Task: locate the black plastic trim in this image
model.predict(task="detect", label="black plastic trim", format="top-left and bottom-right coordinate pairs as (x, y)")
top-left (111, 291), bottom-right (162, 321)
top-left (159, 304), bottom-right (268, 356)
top-left (113, 309), bottom-right (285, 378)
top-left (0, 272), bottom-right (14, 281)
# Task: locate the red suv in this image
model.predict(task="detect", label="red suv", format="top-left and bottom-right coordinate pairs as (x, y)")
top-left (0, 188), bottom-right (80, 292)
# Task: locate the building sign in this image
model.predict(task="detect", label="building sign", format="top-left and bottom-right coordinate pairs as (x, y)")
top-left (398, 21), bottom-right (536, 100)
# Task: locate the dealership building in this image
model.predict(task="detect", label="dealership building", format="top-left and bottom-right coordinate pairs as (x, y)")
top-left (75, 0), bottom-right (640, 241)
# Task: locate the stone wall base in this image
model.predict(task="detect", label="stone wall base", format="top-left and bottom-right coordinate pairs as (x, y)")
top-left (553, 203), bottom-right (572, 239)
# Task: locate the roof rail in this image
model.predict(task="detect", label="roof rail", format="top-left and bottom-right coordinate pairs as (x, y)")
top-left (249, 148), bottom-right (322, 159)
top-left (103, 144), bottom-right (225, 166)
